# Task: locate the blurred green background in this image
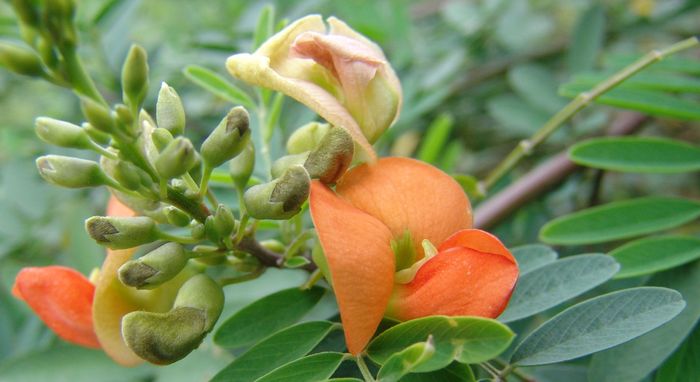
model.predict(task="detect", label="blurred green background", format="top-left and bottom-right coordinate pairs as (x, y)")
top-left (0, 0), bottom-right (699, 380)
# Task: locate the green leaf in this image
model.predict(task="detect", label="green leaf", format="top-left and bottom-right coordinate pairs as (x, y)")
top-left (264, 92), bottom-right (284, 143)
top-left (452, 174), bottom-right (483, 200)
top-left (569, 71), bottom-right (700, 93)
top-left (511, 244), bottom-right (558, 275)
top-left (656, 323), bottom-right (700, 382)
top-left (253, 5), bottom-right (275, 50)
top-left (487, 94), bottom-right (549, 136)
top-left (376, 338), bottom-right (435, 382)
top-left (558, 85), bottom-right (700, 120)
top-left (510, 287), bottom-right (686, 366)
top-left (255, 352), bottom-right (346, 382)
top-left (400, 362), bottom-right (476, 382)
top-left (212, 321), bottom-right (338, 382)
top-left (589, 261), bottom-right (700, 382)
top-left (508, 64), bottom-right (567, 113)
top-left (417, 114), bottom-right (453, 164)
top-left (606, 54), bottom-right (700, 75)
top-left (499, 254), bottom-right (619, 323)
top-left (567, 4), bottom-right (605, 73)
top-left (214, 286), bottom-right (325, 348)
top-left (612, 236), bottom-right (700, 279)
top-left (539, 197), bottom-right (700, 245)
top-left (0, 346), bottom-right (151, 382)
top-left (183, 65), bottom-right (256, 109)
top-left (367, 316), bottom-right (514, 372)
top-left (569, 137), bottom-right (700, 173)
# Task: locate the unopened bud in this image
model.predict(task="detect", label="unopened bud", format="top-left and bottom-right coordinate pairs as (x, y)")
top-left (286, 122), bottom-right (330, 154)
top-left (0, 41), bottom-right (45, 77)
top-left (191, 223), bottom-right (205, 240)
top-left (201, 106), bottom-right (250, 168)
top-left (113, 161), bottom-right (144, 191)
top-left (229, 141), bottom-right (255, 190)
top-left (121, 44), bottom-right (149, 109)
top-left (43, 0), bottom-right (76, 50)
top-left (151, 127), bottom-right (174, 151)
top-left (303, 126), bottom-right (354, 184)
top-left (118, 242), bottom-right (188, 289)
top-left (11, 0), bottom-right (40, 28)
top-left (35, 117), bottom-right (91, 149)
top-left (36, 155), bottom-right (109, 188)
top-left (244, 165), bottom-right (310, 219)
top-left (164, 206), bottom-right (191, 227)
top-left (260, 239), bottom-right (285, 253)
top-left (213, 204), bottom-right (235, 237)
top-left (204, 216), bottom-right (220, 243)
top-left (85, 215), bottom-right (158, 249)
top-left (114, 103), bottom-right (134, 126)
top-left (155, 137), bottom-right (198, 180)
top-left (173, 274), bottom-right (224, 331)
top-left (156, 82), bottom-right (186, 136)
top-left (271, 153), bottom-right (308, 179)
top-left (81, 97), bottom-right (116, 134)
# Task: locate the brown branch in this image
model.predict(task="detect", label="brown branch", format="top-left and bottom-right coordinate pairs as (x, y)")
top-left (236, 236), bottom-right (316, 271)
top-left (473, 112), bottom-right (649, 229)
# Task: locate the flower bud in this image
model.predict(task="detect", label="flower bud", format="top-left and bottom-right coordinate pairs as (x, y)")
top-left (114, 103), bottom-right (133, 126)
top-left (112, 161), bottom-right (145, 191)
top-left (85, 216), bottom-right (158, 249)
top-left (190, 223), bottom-right (205, 240)
top-left (271, 153), bottom-right (308, 179)
top-left (83, 123), bottom-right (110, 145)
top-left (151, 127), bottom-right (174, 152)
top-left (36, 155), bottom-right (109, 188)
top-left (304, 126), bottom-right (353, 184)
top-left (81, 97), bottom-right (116, 134)
top-left (0, 41), bottom-right (45, 77)
top-left (259, 239), bottom-right (286, 253)
top-left (118, 242), bottom-right (188, 289)
top-left (43, 0), bottom-right (76, 50)
top-left (228, 141), bottom-right (255, 190)
top-left (34, 117), bottom-right (92, 149)
top-left (10, 0), bottom-right (40, 28)
top-left (121, 274), bottom-right (223, 364)
top-left (203, 216), bottom-right (221, 243)
top-left (121, 44), bottom-right (149, 109)
top-left (164, 206), bottom-right (191, 227)
top-left (173, 274), bottom-right (224, 331)
top-left (200, 106), bottom-right (250, 168)
top-left (155, 137), bottom-right (198, 180)
top-left (244, 165), bottom-right (310, 220)
top-left (286, 122), bottom-right (330, 154)
top-left (213, 204), bottom-right (235, 238)
top-left (156, 82), bottom-right (186, 136)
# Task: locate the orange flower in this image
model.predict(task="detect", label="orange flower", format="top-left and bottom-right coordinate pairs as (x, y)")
top-left (309, 157), bottom-right (519, 354)
top-left (12, 196), bottom-right (191, 366)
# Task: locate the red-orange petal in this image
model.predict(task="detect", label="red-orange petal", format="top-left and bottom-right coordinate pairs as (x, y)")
top-left (438, 229), bottom-right (517, 265)
top-left (387, 234), bottom-right (518, 321)
top-left (309, 181), bottom-right (395, 354)
top-left (13, 266), bottom-right (100, 348)
top-left (336, 157), bottom-right (472, 258)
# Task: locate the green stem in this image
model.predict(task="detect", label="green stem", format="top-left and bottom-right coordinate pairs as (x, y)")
top-left (233, 213), bottom-right (249, 245)
top-left (182, 173), bottom-right (200, 194)
top-left (301, 268), bottom-right (323, 290)
top-left (355, 355), bottom-right (376, 382)
top-left (283, 230), bottom-right (314, 260)
top-left (480, 36), bottom-right (700, 192)
top-left (62, 47), bottom-right (107, 106)
top-left (157, 230), bottom-right (199, 244)
top-left (219, 266), bottom-right (265, 286)
top-left (199, 165), bottom-right (213, 199)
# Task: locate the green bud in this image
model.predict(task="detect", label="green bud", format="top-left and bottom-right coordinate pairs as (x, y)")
top-left (303, 126), bottom-right (354, 184)
top-left (229, 141), bottom-right (255, 190)
top-left (81, 97), bottom-right (116, 134)
top-left (213, 204), bottom-right (235, 237)
top-left (83, 123), bottom-right (111, 145)
top-left (0, 40), bottom-right (45, 77)
top-left (286, 122), bottom-right (330, 154)
top-left (260, 239), bottom-right (285, 253)
top-left (36, 37), bottom-right (57, 69)
top-left (156, 82), bottom-right (186, 136)
top-left (152, 127), bottom-right (174, 152)
top-left (271, 152), bottom-right (308, 179)
top-left (203, 216), bottom-right (220, 243)
top-left (200, 107), bottom-right (250, 168)
top-left (114, 103), bottom-right (134, 126)
top-left (122, 307), bottom-right (207, 365)
top-left (113, 161), bottom-right (144, 191)
top-left (35, 117), bottom-right (91, 149)
top-left (36, 155), bottom-right (110, 188)
top-left (43, 0), bottom-right (76, 50)
top-left (121, 44), bottom-right (149, 109)
top-left (10, 0), bottom-right (40, 28)
top-left (85, 215), bottom-right (158, 249)
top-left (190, 223), bottom-right (205, 240)
top-left (173, 274), bottom-right (224, 331)
top-left (118, 242), bottom-right (188, 289)
top-left (164, 206), bottom-right (191, 227)
top-left (244, 165), bottom-right (310, 220)
top-left (155, 137), bottom-right (197, 180)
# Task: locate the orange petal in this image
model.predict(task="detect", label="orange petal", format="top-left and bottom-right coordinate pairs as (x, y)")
top-left (13, 266), bottom-right (100, 348)
top-left (336, 157), bottom-right (472, 258)
top-left (106, 195), bottom-right (135, 217)
top-left (388, 245), bottom-right (519, 321)
top-left (438, 229), bottom-right (517, 265)
top-left (309, 181), bottom-right (395, 354)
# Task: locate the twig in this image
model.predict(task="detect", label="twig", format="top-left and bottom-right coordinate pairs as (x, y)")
top-left (474, 112), bottom-right (648, 229)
